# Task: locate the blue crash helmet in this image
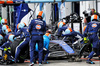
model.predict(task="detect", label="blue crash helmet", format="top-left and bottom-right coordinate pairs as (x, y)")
top-left (8, 34), bottom-right (16, 42)
top-left (17, 22), bottom-right (26, 29)
top-left (5, 28), bottom-right (12, 35)
top-left (91, 15), bottom-right (99, 21)
top-left (2, 25), bottom-right (9, 34)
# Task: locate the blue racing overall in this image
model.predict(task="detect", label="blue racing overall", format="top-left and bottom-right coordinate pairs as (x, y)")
top-left (35, 35), bottom-right (50, 62)
top-left (0, 32), bottom-right (14, 61)
top-left (84, 21), bottom-right (100, 62)
top-left (29, 18), bottom-right (46, 64)
top-left (57, 25), bottom-right (68, 36)
top-left (14, 27), bottom-right (30, 61)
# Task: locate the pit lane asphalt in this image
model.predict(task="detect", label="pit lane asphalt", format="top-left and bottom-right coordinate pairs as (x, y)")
top-left (0, 57), bottom-right (100, 66)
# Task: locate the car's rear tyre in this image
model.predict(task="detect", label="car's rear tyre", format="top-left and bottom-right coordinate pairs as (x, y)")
top-left (10, 39), bottom-right (29, 63)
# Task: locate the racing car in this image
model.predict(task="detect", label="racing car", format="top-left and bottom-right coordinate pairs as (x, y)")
top-left (10, 36), bottom-right (92, 63)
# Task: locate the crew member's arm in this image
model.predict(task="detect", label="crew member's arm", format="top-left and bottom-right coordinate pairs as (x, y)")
top-left (84, 24), bottom-right (89, 37)
top-left (44, 21), bottom-right (46, 34)
top-left (84, 18), bottom-right (87, 23)
top-left (1, 41), bottom-right (11, 48)
top-left (83, 24), bottom-right (89, 43)
top-left (62, 32), bottom-right (73, 37)
top-left (14, 29), bottom-right (22, 37)
top-left (57, 27), bottom-right (63, 36)
top-left (29, 20), bottom-right (33, 34)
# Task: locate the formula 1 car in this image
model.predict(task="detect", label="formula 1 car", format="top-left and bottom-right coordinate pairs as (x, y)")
top-left (48, 39), bottom-right (92, 62)
top-left (10, 37), bottom-right (92, 63)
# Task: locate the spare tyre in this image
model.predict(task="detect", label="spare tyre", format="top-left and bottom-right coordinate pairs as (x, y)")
top-left (10, 39), bottom-right (29, 63)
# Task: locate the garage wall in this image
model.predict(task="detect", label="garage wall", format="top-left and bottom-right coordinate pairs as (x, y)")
top-left (1, 6), bottom-right (7, 19)
top-left (65, 2), bottom-right (72, 16)
top-left (45, 3), bottom-right (52, 26)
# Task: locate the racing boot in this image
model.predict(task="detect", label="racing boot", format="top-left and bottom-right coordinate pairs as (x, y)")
top-left (86, 59), bottom-right (95, 64)
top-left (29, 62), bottom-right (34, 66)
top-left (39, 63), bottom-right (42, 66)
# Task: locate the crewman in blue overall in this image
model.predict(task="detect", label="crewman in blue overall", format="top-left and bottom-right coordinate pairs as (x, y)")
top-left (35, 29), bottom-right (52, 64)
top-left (29, 11), bottom-right (46, 66)
top-left (0, 20), bottom-right (9, 36)
top-left (14, 22), bottom-right (30, 63)
top-left (42, 29), bottom-right (51, 64)
top-left (0, 18), bottom-right (8, 30)
top-left (1, 25), bottom-right (9, 36)
top-left (57, 24), bottom-right (69, 37)
top-left (1, 28), bottom-right (15, 48)
top-left (84, 14), bottom-right (100, 64)
top-left (62, 28), bottom-right (83, 46)
top-left (0, 28), bottom-right (15, 61)
top-left (2, 25), bottom-right (9, 34)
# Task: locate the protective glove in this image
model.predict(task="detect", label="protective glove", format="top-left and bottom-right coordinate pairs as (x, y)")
top-left (43, 48), bottom-right (47, 51)
top-left (84, 37), bottom-right (89, 43)
top-left (84, 37), bottom-right (87, 41)
top-left (4, 48), bottom-right (7, 51)
top-left (7, 47), bottom-right (11, 50)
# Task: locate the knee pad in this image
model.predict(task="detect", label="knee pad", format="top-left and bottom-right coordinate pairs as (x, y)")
top-left (93, 48), bottom-right (97, 52)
